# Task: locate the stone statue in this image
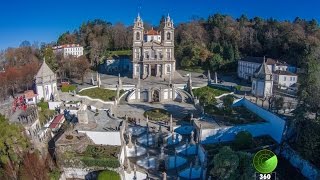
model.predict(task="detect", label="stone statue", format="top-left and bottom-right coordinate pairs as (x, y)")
top-left (190, 131), bottom-right (195, 145)
top-left (128, 132), bottom-right (133, 148)
top-left (160, 145), bottom-right (165, 160)
top-left (169, 114), bottom-right (173, 132)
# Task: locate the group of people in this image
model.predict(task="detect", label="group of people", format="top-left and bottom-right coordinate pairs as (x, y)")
top-left (12, 95), bottom-right (27, 112)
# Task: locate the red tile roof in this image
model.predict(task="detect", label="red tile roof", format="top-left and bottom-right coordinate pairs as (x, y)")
top-left (24, 90), bottom-right (37, 99)
top-left (145, 28), bottom-right (160, 35)
top-left (49, 114), bottom-right (65, 129)
top-left (52, 44), bottom-right (82, 50)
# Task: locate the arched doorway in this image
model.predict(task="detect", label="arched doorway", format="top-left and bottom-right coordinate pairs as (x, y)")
top-left (152, 90), bottom-right (160, 102)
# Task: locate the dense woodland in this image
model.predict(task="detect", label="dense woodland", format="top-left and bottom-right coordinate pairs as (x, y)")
top-left (0, 13), bottom-right (320, 175)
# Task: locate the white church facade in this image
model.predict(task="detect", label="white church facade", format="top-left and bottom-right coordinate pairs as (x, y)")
top-left (251, 59), bottom-right (273, 98)
top-left (132, 14), bottom-right (176, 79)
top-left (35, 60), bottom-right (58, 101)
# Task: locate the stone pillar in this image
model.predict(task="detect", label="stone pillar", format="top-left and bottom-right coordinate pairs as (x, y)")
top-left (170, 114), bottom-right (173, 132)
top-left (162, 172), bottom-right (167, 180)
top-left (207, 70), bottom-right (211, 85)
top-left (127, 132), bottom-right (133, 148)
top-left (159, 87), bottom-right (162, 102)
top-left (171, 85), bottom-right (175, 100)
top-left (148, 88), bottom-right (152, 102)
top-left (148, 64), bottom-right (151, 77)
top-left (214, 72), bottom-right (218, 84)
top-left (190, 131), bottom-right (195, 145)
top-left (162, 64), bottom-right (165, 78)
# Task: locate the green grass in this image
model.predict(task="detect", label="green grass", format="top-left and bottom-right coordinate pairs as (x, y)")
top-left (78, 88), bottom-right (118, 101)
top-left (143, 108), bottom-right (170, 121)
top-left (183, 66), bottom-right (205, 73)
top-left (98, 170), bottom-right (120, 180)
top-left (60, 145), bottom-right (121, 168)
top-left (193, 86), bottom-right (230, 105)
top-left (61, 84), bottom-right (77, 92)
top-left (205, 105), bottom-right (265, 125)
top-left (39, 109), bottom-right (56, 124)
top-left (37, 101), bottom-right (49, 110)
top-left (106, 50), bottom-right (132, 57)
top-left (84, 145), bottom-right (120, 159)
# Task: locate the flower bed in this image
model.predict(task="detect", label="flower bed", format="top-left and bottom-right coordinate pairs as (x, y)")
top-left (81, 157), bottom-right (120, 168)
top-left (84, 145), bottom-right (120, 158)
top-left (143, 108), bottom-right (170, 121)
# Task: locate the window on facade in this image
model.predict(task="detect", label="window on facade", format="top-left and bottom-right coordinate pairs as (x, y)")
top-left (252, 83), bottom-right (255, 91)
top-left (136, 32), bottom-right (140, 40)
top-left (284, 77), bottom-right (286, 81)
top-left (151, 50), bottom-right (155, 58)
top-left (167, 32), bottom-right (171, 40)
top-left (136, 66), bottom-right (139, 73)
top-left (167, 65), bottom-right (171, 72)
top-left (167, 52), bottom-right (170, 59)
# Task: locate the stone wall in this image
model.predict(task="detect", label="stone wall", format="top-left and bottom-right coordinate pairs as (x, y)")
top-left (278, 144), bottom-right (320, 180)
top-left (199, 98), bottom-right (286, 144)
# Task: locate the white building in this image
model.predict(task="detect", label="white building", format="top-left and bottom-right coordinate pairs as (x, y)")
top-left (251, 60), bottom-right (273, 98)
top-left (35, 60), bottom-right (58, 101)
top-left (52, 44), bottom-right (84, 58)
top-left (237, 57), bottom-right (288, 80)
top-left (132, 14), bottom-right (176, 79)
top-left (273, 70), bottom-right (298, 89)
top-left (24, 90), bottom-right (37, 105)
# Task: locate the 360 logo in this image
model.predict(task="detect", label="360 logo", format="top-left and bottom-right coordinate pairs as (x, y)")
top-left (253, 149), bottom-right (278, 174)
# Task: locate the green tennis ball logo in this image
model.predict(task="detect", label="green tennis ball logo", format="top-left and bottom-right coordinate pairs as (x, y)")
top-left (253, 149), bottom-right (278, 174)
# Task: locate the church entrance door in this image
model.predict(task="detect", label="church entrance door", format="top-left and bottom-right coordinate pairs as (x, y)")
top-left (151, 64), bottom-right (156, 76)
top-left (152, 90), bottom-right (160, 102)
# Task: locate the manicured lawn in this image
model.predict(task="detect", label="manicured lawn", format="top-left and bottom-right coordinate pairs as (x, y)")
top-left (61, 145), bottom-right (121, 168)
top-left (78, 88), bottom-right (118, 101)
top-left (61, 84), bottom-right (77, 92)
top-left (205, 105), bottom-right (265, 125)
top-left (84, 145), bottom-right (120, 159)
top-left (144, 108), bottom-right (170, 121)
top-left (98, 170), bottom-right (120, 180)
top-left (193, 86), bottom-right (230, 105)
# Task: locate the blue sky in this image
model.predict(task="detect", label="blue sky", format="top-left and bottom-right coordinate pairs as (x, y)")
top-left (0, 0), bottom-right (319, 50)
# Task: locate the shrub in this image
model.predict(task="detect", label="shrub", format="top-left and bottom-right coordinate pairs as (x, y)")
top-left (233, 131), bottom-right (253, 150)
top-left (98, 170), bottom-right (120, 180)
top-left (37, 101), bottom-right (49, 110)
top-left (143, 108), bottom-right (170, 121)
top-left (81, 157), bottom-right (120, 168)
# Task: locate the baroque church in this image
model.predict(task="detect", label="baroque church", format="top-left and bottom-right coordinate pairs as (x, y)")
top-left (132, 14), bottom-right (176, 79)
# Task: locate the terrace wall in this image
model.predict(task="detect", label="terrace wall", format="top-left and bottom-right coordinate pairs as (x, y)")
top-left (200, 98), bottom-right (286, 144)
top-left (78, 131), bottom-right (121, 146)
top-left (201, 123), bottom-right (270, 144)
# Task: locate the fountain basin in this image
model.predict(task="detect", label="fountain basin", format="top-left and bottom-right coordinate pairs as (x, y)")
top-left (166, 133), bottom-right (182, 146)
